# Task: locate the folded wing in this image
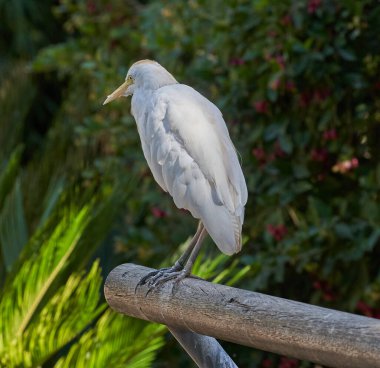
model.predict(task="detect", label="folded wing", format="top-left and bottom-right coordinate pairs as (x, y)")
top-left (135, 84), bottom-right (248, 255)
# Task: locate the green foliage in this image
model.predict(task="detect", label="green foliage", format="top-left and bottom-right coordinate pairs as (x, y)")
top-left (140, 0), bottom-right (380, 306)
top-left (0, 178), bottom-right (28, 271)
top-left (55, 311), bottom-right (165, 368)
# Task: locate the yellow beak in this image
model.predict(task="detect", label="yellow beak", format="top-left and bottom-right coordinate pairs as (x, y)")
top-left (103, 79), bottom-right (133, 105)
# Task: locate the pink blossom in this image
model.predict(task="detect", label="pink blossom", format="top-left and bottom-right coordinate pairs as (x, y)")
top-left (151, 207), bottom-right (167, 218)
top-left (332, 158), bottom-right (359, 174)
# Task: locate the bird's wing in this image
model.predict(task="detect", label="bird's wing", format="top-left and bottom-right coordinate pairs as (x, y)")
top-left (141, 84), bottom-right (247, 254)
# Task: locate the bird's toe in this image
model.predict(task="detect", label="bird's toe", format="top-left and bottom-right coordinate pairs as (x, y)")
top-left (135, 264), bottom-right (184, 293)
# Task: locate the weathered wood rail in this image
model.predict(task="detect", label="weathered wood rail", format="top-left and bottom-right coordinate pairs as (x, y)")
top-left (104, 263), bottom-right (380, 368)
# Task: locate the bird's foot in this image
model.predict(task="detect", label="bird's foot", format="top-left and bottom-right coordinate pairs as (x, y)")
top-left (135, 262), bottom-right (183, 293)
top-left (135, 263), bottom-right (192, 295)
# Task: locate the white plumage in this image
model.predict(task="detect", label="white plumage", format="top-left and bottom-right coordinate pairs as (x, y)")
top-left (104, 60), bottom-right (247, 257)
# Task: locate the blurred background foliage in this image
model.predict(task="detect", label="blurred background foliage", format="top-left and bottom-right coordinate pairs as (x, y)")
top-left (0, 0), bottom-right (379, 367)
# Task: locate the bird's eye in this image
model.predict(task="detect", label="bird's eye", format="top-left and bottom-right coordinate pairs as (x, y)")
top-left (127, 75), bottom-right (133, 82)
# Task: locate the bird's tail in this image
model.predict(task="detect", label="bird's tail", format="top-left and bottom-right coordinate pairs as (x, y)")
top-left (200, 204), bottom-right (244, 256)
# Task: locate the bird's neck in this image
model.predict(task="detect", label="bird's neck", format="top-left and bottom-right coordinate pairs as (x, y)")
top-left (139, 70), bottom-right (178, 91)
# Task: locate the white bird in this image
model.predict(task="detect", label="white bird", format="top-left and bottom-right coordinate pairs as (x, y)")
top-left (104, 60), bottom-right (247, 287)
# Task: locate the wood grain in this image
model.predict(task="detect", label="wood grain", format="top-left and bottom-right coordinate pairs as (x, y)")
top-left (104, 263), bottom-right (380, 368)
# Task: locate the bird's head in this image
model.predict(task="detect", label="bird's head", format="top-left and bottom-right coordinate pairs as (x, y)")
top-left (103, 60), bottom-right (177, 105)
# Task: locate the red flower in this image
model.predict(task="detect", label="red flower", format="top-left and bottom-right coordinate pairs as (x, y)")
top-left (151, 207), bottom-right (167, 218)
top-left (323, 129), bottom-right (338, 141)
top-left (86, 0), bottom-right (97, 14)
top-left (275, 55), bottom-right (286, 69)
top-left (313, 279), bottom-right (337, 301)
top-left (285, 80), bottom-right (296, 92)
top-left (262, 358), bottom-right (273, 368)
top-left (308, 0), bottom-right (322, 14)
top-left (267, 224), bottom-right (288, 241)
top-left (229, 58), bottom-right (245, 66)
top-left (254, 100), bottom-right (269, 114)
top-left (311, 148), bottom-right (329, 162)
top-left (279, 357), bottom-right (299, 368)
top-left (356, 301), bottom-right (373, 317)
top-left (298, 91), bottom-right (312, 108)
top-left (281, 14), bottom-right (292, 26)
top-left (252, 147), bottom-right (266, 161)
top-left (322, 291), bottom-right (336, 301)
top-left (274, 140), bottom-right (286, 158)
top-left (313, 88), bottom-right (330, 103)
top-left (351, 157), bottom-right (359, 168)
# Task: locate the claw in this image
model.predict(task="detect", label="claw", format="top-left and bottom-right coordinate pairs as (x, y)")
top-left (135, 264), bottom-right (193, 296)
top-left (135, 264), bottom-right (184, 294)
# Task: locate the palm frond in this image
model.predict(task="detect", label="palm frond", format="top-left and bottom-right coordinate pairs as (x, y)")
top-left (0, 178), bottom-right (28, 272)
top-left (0, 63), bottom-right (35, 158)
top-left (0, 260), bottom-right (104, 367)
top-left (0, 205), bottom-right (91, 359)
top-left (55, 309), bottom-right (165, 368)
top-left (36, 175), bottom-right (65, 230)
top-left (0, 145), bottom-right (23, 208)
top-left (168, 238), bottom-right (251, 287)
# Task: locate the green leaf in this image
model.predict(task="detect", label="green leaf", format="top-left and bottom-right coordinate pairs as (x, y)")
top-left (55, 310), bottom-right (165, 368)
top-left (279, 135), bottom-right (293, 154)
top-left (0, 178), bottom-right (28, 272)
top-left (0, 205), bottom-right (91, 363)
top-left (338, 48), bottom-right (356, 61)
top-left (334, 223), bottom-right (353, 239)
top-left (0, 145), bottom-right (23, 207)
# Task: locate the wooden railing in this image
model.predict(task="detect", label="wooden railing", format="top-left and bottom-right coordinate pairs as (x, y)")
top-left (104, 263), bottom-right (380, 368)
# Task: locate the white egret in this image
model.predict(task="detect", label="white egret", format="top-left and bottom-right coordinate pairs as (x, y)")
top-left (104, 60), bottom-right (247, 288)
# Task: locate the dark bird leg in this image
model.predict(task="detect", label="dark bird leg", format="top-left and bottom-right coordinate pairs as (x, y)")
top-left (135, 222), bottom-right (205, 292)
top-left (145, 227), bottom-right (208, 293)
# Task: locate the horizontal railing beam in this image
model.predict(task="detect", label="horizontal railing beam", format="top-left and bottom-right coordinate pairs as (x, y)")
top-left (104, 263), bottom-right (380, 368)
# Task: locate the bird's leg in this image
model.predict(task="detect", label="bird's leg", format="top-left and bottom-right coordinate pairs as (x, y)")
top-left (144, 227), bottom-right (208, 294)
top-left (173, 227), bottom-right (208, 282)
top-left (171, 221), bottom-right (204, 270)
top-left (135, 222), bottom-right (204, 291)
